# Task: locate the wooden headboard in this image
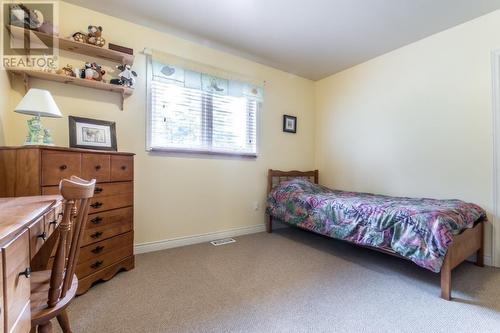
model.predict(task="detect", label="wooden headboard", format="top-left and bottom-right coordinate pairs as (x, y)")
top-left (267, 169), bottom-right (319, 194)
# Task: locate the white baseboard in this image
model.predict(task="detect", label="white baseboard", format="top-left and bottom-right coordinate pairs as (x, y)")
top-left (134, 224), bottom-right (266, 254)
top-left (484, 255), bottom-right (492, 266)
top-left (466, 254), bottom-right (492, 266)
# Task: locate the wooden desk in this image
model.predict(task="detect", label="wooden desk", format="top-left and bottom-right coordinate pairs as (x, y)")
top-left (0, 195), bottom-right (63, 333)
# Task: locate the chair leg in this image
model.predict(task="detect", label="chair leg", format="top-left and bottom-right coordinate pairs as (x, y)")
top-left (57, 309), bottom-right (72, 333)
top-left (38, 321), bottom-right (53, 333)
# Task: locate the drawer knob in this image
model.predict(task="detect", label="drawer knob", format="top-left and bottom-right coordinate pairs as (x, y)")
top-left (94, 187), bottom-right (103, 194)
top-left (59, 164), bottom-right (67, 170)
top-left (90, 231), bottom-right (103, 239)
top-left (37, 232), bottom-right (47, 241)
top-left (90, 260), bottom-right (103, 269)
top-left (91, 216), bottom-right (103, 225)
top-left (91, 246), bottom-right (104, 254)
top-left (95, 165), bottom-right (101, 171)
top-left (19, 267), bottom-right (31, 278)
top-left (90, 202), bottom-right (103, 209)
top-left (121, 165), bottom-right (127, 170)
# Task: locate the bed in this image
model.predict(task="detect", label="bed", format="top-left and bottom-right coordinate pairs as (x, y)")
top-left (265, 169), bottom-right (487, 300)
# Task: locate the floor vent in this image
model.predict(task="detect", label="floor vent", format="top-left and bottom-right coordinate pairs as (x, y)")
top-left (210, 238), bottom-right (236, 246)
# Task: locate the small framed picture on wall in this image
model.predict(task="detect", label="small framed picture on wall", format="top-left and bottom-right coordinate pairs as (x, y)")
top-left (283, 115), bottom-right (297, 133)
top-left (69, 116), bottom-right (117, 151)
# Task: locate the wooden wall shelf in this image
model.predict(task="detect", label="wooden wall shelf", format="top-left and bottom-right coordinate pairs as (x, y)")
top-left (7, 68), bottom-right (133, 110)
top-left (7, 25), bottom-right (134, 65)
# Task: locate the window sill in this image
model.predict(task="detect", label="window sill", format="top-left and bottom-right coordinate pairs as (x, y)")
top-left (147, 147), bottom-right (257, 158)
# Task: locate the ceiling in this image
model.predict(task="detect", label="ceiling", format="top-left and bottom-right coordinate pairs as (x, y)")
top-left (64, 0), bottom-right (500, 80)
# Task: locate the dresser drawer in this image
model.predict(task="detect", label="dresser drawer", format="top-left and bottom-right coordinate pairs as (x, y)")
top-left (82, 153), bottom-right (110, 183)
top-left (41, 151), bottom-right (81, 186)
top-left (79, 232), bottom-right (133, 263)
top-left (29, 217), bottom-right (46, 259)
top-left (110, 155), bottom-right (133, 182)
top-left (2, 230), bottom-right (31, 333)
top-left (89, 193), bottom-right (133, 213)
top-left (43, 181), bottom-right (133, 198)
top-left (86, 207), bottom-right (133, 229)
top-left (92, 182), bottom-right (133, 198)
top-left (76, 243), bottom-right (133, 277)
top-left (84, 208), bottom-right (133, 246)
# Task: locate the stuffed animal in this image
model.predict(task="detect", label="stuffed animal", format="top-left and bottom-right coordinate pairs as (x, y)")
top-left (81, 62), bottom-right (105, 81)
top-left (110, 64), bottom-right (137, 88)
top-left (71, 32), bottom-right (87, 43)
top-left (91, 62), bottom-right (106, 81)
top-left (56, 64), bottom-right (77, 77)
top-left (87, 25), bottom-right (105, 47)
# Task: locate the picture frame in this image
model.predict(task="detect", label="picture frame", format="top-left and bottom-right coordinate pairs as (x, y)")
top-left (68, 116), bottom-right (117, 151)
top-left (283, 115), bottom-right (297, 133)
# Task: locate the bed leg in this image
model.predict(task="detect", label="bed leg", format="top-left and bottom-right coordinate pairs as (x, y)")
top-left (266, 215), bottom-right (273, 233)
top-left (475, 223), bottom-right (484, 267)
top-left (440, 256), bottom-right (452, 300)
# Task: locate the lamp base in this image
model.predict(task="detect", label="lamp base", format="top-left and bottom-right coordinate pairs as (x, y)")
top-left (23, 116), bottom-right (55, 146)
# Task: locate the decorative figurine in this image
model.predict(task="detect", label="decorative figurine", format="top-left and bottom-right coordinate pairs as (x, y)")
top-left (56, 64), bottom-right (77, 77)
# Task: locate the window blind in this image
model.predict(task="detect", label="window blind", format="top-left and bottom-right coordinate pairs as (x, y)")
top-left (146, 54), bottom-right (263, 156)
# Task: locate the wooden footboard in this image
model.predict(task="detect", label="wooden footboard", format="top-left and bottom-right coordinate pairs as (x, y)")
top-left (266, 169), bottom-right (485, 300)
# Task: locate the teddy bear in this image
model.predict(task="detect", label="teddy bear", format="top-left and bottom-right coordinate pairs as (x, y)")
top-left (71, 32), bottom-right (87, 43)
top-left (87, 25), bottom-right (105, 47)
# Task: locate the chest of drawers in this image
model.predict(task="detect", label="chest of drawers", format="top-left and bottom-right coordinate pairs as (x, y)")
top-left (0, 146), bottom-right (135, 295)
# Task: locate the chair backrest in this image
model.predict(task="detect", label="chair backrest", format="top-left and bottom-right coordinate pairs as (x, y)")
top-left (47, 176), bottom-right (96, 307)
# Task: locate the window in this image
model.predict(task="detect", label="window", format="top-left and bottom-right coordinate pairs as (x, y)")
top-left (147, 58), bottom-right (262, 156)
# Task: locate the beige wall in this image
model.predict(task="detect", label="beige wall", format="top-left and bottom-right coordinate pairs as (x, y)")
top-left (5, 2), bottom-right (316, 244)
top-left (315, 10), bottom-right (500, 261)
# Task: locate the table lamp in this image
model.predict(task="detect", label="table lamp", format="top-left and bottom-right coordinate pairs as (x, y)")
top-left (14, 88), bottom-right (62, 145)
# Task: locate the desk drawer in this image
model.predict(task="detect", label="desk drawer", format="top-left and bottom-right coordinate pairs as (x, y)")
top-left (41, 151), bottom-right (81, 186)
top-left (89, 193), bottom-right (133, 213)
top-left (43, 206), bottom-right (61, 237)
top-left (29, 217), bottom-right (46, 259)
top-left (79, 232), bottom-right (133, 263)
top-left (82, 154), bottom-right (110, 183)
top-left (110, 155), bottom-right (133, 182)
top-left (76, 243), bottom-right (133, 277)
top-left (2, 230), bottom-right (31, 333)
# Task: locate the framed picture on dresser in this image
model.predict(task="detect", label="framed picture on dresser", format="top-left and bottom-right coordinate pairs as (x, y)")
top-left (69, 116), bottom-right (117, 151)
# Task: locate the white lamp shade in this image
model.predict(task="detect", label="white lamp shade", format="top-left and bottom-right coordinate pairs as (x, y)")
top-left (14, 88), bottom-right (62, 118)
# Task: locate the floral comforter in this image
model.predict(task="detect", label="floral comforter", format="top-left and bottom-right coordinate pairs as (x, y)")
top-left (266, 179), bottom-right (486, 272)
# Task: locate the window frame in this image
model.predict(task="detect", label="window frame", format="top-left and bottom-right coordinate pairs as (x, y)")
top-left (146, 56), bottom-right (261, 157)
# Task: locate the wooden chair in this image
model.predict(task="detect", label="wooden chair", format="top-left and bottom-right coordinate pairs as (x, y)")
top-left (30, 176), bottom-right (96, 333)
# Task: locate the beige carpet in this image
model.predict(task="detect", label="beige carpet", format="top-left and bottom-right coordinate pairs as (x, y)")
top-left (55, 227), bottom-right (500, 333)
